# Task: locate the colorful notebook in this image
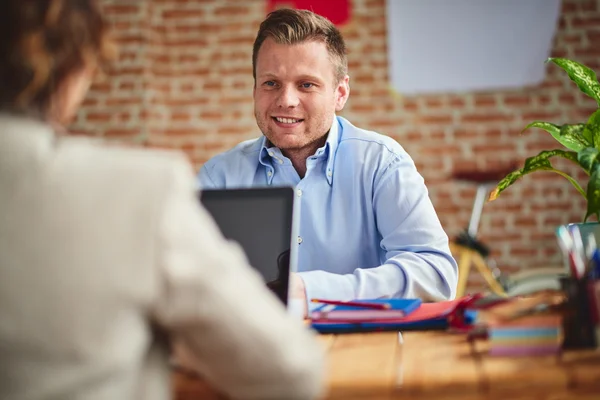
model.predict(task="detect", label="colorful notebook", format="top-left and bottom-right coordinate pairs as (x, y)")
top-left (311, 298), bottom-right (422, 321)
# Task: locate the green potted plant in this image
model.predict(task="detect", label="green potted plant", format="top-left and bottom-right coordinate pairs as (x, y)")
top-left (489, 58), bottom-right (600, 224)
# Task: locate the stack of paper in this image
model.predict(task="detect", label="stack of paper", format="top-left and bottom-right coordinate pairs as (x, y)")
top-left (487, 315), bottom-right (563, 357)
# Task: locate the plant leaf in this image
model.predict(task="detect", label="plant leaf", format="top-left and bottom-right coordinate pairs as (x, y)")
top-left (578, 147), bottom-right (600, 173)
top-left (547, 57), bottom-right (600, 107)
top-left (522, 121), bottom-right (589, 151)
top-left (586, 109), bottom-right (600, 148)
top-left (488, 149), bottom-right (584, 201)
top-left (560, 124), bottom-right (590, 149)
top-left (585, 165), bottom-right (600, 221)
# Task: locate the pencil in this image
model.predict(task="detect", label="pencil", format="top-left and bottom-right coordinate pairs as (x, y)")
top-left (311, 299), bottom-right (391, 310)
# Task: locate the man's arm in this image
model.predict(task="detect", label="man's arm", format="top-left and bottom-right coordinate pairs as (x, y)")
top-left (152, 157), bottom-right (325, 400)
top-left (299, 154), bottom-right (458, 304)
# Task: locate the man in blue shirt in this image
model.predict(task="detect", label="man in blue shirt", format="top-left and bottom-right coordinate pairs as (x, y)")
top-left (198, 8), bottom-right (458, 311)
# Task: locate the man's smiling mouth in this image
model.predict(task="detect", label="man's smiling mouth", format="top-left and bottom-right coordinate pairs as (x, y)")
top-left (273, 117), bottom-right (304, 124)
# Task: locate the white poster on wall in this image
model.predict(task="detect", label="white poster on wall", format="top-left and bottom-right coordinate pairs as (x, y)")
top-left (386, 0), bottom-right (561, 95)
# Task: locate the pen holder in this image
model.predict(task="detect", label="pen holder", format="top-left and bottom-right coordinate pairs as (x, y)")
top-left (560, 276), bottom-right (596, 349)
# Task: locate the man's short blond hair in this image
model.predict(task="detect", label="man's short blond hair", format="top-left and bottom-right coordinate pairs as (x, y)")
top-left (252, 8), bottom-right (348, 83)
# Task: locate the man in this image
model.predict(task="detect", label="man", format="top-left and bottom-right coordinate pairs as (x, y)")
top-left (199, 8), bottom-right (458, 309)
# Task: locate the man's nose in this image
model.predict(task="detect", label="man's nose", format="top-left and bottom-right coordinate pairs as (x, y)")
top-left (276, 85), bottom-right (300, 108)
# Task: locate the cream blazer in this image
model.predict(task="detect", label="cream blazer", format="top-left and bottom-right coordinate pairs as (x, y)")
top-left (0, 115), bottom-right (325, 400)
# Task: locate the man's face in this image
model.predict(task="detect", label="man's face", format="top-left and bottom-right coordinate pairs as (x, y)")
top-left (253, 38), bottom-right (349, 154)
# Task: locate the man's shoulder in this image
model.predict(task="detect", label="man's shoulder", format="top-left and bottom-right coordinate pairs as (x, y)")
top-left (337, 117), bottom-right (406, 158)
top-left (203, 137), bottom-right (262, 171)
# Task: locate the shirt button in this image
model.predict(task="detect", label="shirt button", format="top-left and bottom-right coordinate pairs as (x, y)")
top-left (278, 159), bottom-right (283, 164)
top-left (268, 151), bottom-right (274, 156)
top-left (296, 189), bottom-right (303, 197)
top-left (297, 236), bottom-right (303, 244)
top-left (267, 171), bottom-right (272, 177)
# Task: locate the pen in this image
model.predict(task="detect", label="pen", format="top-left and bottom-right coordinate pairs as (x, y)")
top-left (311, 299), bottom-right (391, 310)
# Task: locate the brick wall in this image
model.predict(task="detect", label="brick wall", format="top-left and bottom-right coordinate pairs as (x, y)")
top-left (72, 0), bottom-right (600, 289)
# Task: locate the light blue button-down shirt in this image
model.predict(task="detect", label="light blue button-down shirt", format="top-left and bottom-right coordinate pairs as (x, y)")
top-left (199, 116), bottom-right (458, 303)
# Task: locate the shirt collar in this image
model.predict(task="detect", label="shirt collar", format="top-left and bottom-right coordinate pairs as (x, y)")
top-left (257, 116), bottom-right (341, 185)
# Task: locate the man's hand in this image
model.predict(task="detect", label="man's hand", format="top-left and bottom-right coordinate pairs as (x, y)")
top-left (289, 273), bottom-right (308, 317)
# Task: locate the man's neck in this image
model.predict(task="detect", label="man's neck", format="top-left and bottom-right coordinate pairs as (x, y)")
top-left (281, 136), bottom-right (328, 179)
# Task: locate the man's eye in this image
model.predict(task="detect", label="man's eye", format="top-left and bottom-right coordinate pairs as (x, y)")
top-left (264, 81), bottom-right (276, 87)
top-left (301, 83), bottom-right (314, 89)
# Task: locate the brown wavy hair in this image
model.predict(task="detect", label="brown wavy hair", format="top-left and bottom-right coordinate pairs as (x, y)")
top-left (252, 8), bottom-right (348, 84)
top-left (0, 0), bottom-right (115, 118)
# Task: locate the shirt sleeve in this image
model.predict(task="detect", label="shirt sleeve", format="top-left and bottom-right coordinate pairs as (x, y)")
top-left (299, 153), bottom-right (458, 304)
top-left (150, 156), bottom-right (326, 400)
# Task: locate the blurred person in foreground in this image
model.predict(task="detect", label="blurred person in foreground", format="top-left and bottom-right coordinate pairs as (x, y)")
top-left (0, 1), bottom-right (325, 399)
top-left (199, 8), bottom-right (458, 314)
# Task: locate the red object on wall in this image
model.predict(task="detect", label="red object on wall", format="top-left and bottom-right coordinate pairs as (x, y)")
top-left (267, 0), bottom-right (351, 26)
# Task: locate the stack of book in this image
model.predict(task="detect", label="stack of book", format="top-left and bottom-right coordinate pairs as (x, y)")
top-left (487, 315), bottom-right (563, 357)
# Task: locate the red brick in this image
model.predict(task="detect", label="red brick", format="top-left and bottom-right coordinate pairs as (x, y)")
top-left (218, 36), bottom-right (255, 46)
top-left (203, 81), bottom-right (222, 91)
top-left (116, 112), bottom-right (132, 122)
top-left (170, 113), bottom-right (192, 122)
top-left (511, 248), bottom-right (539, 257)
top-left (416, 114), bottom-right (453, 124)
top-left (90, 82), bottom-right (111, 93)
top-left (581, 1), bottom-right (597, 11)
top-left (218, 126), bottom-right (250, 135)
top-left (403, 100), bottom-right (418, 112)
top-left (472, 144), bottom-right (515, 153)
top-left (81, 98), bottom-right (99, 107)
top-left (219, 96), bottom-right (252, 106)
top-left (158, 39), bottom-right (209, 48)
top-left (154, 97), bottom-right (210, 107)
top-left (562, 33), bottom-right (584, 45)
top-left (119, 82), bottom-right (136, 91)
top-left (573, 16), bottom-right (600, 28)
top-left (86, 112), bottom-right (111, 123)
top-left (474, 96), bottom-right (497, 107)
top-left (503, 95), bottom-right (532, 107)
top-left (453, 129), bottom-right (478, 139)
top-left (106, 98), bottom-right (141, 106)
top-left (200, 111), bottom-right (223, 121)
top-left (424, 97), bottom-right (444, 108)
top-left (350, 103), bottom-right (376, 113)
top-left (214, 6), bottom-right (251, 16)
top-left (448, 97), bottom-right (466, 107)
top-left (522, 111), bottom-right (563, 121)
top-left (573, 46), bottom-right (600, 58)
top-left (353, 74), bottom-right (376, 84)
top-left (558, 94), bottom-right (577, 105)
top-left (421, 145), bottom-right (462, 156)
top-left (482, 128), bottom-right (503, 140)
top-left (103, 5), bottom-right (140, 15)
top-left (108, 66), bottom-right (144, 76)
top-left (461, 113), bottom-right (512, 124)
top-left (162, 128), bottom-right (208, 137)
top-left (162, 10), bottom-right (206, 19)
top-left (561, 1), bottom-right (578, 13)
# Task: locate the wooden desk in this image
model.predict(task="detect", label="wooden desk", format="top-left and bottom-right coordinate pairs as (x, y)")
top-left (173, 331), bottom-right (600, 400)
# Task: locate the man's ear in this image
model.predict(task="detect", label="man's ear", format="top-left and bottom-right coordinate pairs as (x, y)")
top-left (335, 75), bottom-right (350, 112)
